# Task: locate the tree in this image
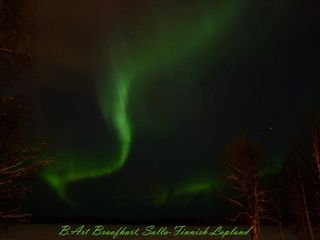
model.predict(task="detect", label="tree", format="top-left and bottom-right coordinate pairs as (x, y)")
top-left (0, 0), bottom-right (49, 222)
top-left (311, 123), bottom-right (320, 233)
top-left (268, 171), bottom-right (287, 240)
top-left (0, 97), bottom-right (48, 221)
top-left (0, 0), bottom-right (33, 82)
top-left (282, 119), bottom-right (320, 240)
top-left (284, 141), bottom-right (315, 240)
top-left (221, 136), bottom-right (269, 240)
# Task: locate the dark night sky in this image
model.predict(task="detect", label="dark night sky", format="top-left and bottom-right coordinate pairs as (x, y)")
top-left (20, 0), bottom-right (320, 222)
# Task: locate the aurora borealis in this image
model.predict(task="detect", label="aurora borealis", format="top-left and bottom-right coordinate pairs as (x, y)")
top-left (39, 0), bottom-right (242, 198)
top-left (23, 0), bottom-right (319, 220)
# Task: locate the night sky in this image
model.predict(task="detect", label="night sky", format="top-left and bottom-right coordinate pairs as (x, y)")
top-left (21, 0), bottom-right (319, 221)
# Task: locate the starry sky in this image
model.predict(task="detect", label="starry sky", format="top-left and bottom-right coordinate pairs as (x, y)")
top-left (22, 0), bottom-right (319, 221)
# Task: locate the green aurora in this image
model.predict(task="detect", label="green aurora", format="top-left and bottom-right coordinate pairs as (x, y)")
top-left (152, 175), bottom-right (223, 205)
top-left (42, 0), bottom-right (243, 200)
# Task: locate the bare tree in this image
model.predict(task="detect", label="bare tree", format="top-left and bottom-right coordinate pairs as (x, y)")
top-left (310, 123), bottom-right (320, 234)
top-left (284, 125), bottom-right (320, 240)
top-left (285, 149), bottom-right (315, 240)
top-left (0, 0), bottom-right (34, 87)
top-left (268, 172), bottom-right (287, 240)
top-left (221, 136), bottom-right (269, 240)
top-left (311, 126), bottom-right (320, 181)
top-left (0, 0), bottom-right (49, 222)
